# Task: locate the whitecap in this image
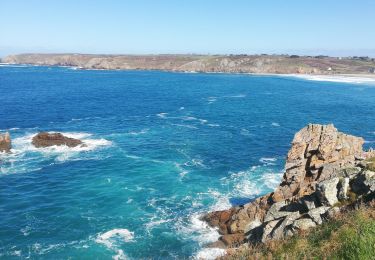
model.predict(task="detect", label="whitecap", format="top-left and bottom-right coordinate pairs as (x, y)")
top-left (0, 131), bottom-right (112, 174)
top-left (194, 248), bottom-right (226, 260)
top-left (206, 97), bottom-right (217, 104)
top-left (261, 172), bottom-right (283, 190)
top-left (271, 122), bottom-right (280, 127)
top-left (259, 157), bottom-right (277, 165)
top-left (96, 229), bottom-right (134, 249)
top-left (157, 112), bottom-right (168, 118)
top-left (126, 128), bottom-right (149, 136)
top-left (113, 249), bottom-right (127, 260)
top-left (224, 94), bottom-right (246, 98)
top-left (240, 128), bottom-right (252, 136)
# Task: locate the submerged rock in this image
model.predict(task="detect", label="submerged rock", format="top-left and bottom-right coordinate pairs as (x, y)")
top-left (0, 132), bottom-right (11, 152)
top-left (202, 124), bottom-right (374, 249)
top-left (32, 132), bottom-right (83, 148)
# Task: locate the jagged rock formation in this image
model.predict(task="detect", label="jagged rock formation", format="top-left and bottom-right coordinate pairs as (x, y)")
top-left (0, 132), bottom-right (11, 152)
top-left (32, 132), bottom-right (84, 148)
top-left (203, 124), bottom-right (375, 248)
top-left (3, 54), bottom-right (375, 75)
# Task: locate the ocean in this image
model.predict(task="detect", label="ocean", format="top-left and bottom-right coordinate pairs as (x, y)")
top-left (0, 65), bottom-right (374, 259)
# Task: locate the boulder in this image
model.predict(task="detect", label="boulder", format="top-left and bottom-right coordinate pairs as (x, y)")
top-left (352, 170), bottom-right (375, 195)
top-left (291, 218), bottom-right (316, 231)
top-left (0, 132), bottom-right (11, 152)
top-left (316, 177), bottom-right (340, 206)
top-left (307, 206), bottom-right (330, 225)
top-left (32, 132), bottom-right (83, 148)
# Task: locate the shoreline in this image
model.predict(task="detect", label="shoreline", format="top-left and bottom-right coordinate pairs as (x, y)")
top-left (2, 62), bottom-right (375, 84)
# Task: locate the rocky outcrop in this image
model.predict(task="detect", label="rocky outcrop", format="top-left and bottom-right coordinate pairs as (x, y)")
top-left (203, 124), bottom-right (374, 248)
top-left (32, 132), bottom-right (83, 148)
top-left (0, 132), bottom-right (11, 152)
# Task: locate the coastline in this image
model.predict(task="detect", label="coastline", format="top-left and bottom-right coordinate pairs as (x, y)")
top-left (2, 62), bottom-right (375, 85)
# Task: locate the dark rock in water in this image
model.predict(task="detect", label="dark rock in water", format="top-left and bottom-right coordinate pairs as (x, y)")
top-left (0, 132), bottom-right (11, 152)
top-left (32, 132), bottom-right (83, 148)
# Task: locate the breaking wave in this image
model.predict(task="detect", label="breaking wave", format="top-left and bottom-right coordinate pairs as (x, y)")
top-left (0, 131), bottom-right (112, 174)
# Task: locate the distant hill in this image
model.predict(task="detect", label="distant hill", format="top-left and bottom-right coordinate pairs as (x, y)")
top-left (3, 53), bottom-right (375, 75)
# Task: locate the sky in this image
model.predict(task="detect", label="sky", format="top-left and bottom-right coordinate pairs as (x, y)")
top-left (1, 0), bottom-right (375, 57)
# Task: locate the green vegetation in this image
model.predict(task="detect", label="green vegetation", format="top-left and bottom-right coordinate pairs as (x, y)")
top-left (223, 203), bottom-right (375, 260)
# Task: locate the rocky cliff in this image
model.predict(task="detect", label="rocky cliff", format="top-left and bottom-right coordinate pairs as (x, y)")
top-left (3, 54), bottom-right (375, 74)
top-left (203, 124), bottom-right (375, 248)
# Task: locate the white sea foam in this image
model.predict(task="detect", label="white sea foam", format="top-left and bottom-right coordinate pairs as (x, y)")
top-left (259, 157), bottom-right (277, 165)
top-left (96, 229), bottom-right (134, 249)
top-left (261, 172), bottom-right (284, 190)
top-left (224, 94), bottom-right (246, 98)
top-left (195, 248), bottom-right (226, 260)
top-left (207, 97), bottom-right (217, 104)
top-left (175, 162), bottom-right (189, 178)
top-left (0, 131), bottom-right (112, 174)
top-left (240, 128), bottom-right (252, 136)
top-left (113, 249), bottom-right (127, 260)
top-left (271, 122), bottom-right (280, 127)
top-left (126, 128), bottom-right (149, 136)
top-left (181, 116), bottom-right (208, 124)
top-left (157, 112), bottom-right (168, 118)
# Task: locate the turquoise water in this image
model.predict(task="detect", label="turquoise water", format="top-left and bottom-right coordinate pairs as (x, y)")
top-left (0, 65), bottom-right (374, 259)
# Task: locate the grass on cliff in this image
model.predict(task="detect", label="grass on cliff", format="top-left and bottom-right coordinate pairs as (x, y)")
top-left (223, 202), bottom-right (375, 260)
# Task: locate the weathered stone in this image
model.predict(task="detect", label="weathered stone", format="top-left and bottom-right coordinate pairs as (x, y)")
top-left (272, 124), bottom-right (364, 202)
top-left (32, 132), bottom-right (83, 148)
top-left (352, 170), bottom-right (375, 195)
top-left (268, 212), bottom-right (301, 241)
top-left (299, 194), bottom-right (318, 210)
top-left (338, 177), bottom-right (350, 200)
top-left (0, 132), bottom-right (11, 152)
top-left (244, 219), bottom-right (262, 234)
top-left (291, 218), bottom-right (316, 231)
top-left (264, 201), bottom-right (290, 222)
top-left (307, 206), bottom-right (330, 225)
top-left (339, 167), bottom-right (362, 179)
top-left (316, 177), bottom-right (339, 206)
top-left (261, 219), bottom-right (282, 243)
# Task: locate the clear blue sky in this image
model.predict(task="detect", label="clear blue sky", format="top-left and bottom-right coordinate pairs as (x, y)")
top-left (1, 0), bottom-right (375, 57)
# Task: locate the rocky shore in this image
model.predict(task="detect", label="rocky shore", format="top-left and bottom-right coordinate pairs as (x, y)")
top-left (3, 54), bottom-right (375, 75)
top-left (202, 124), bottom-right (375, 250)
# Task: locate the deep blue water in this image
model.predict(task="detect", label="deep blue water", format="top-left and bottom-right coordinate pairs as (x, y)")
top-left (0, 65), bottom-right (374, 259)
